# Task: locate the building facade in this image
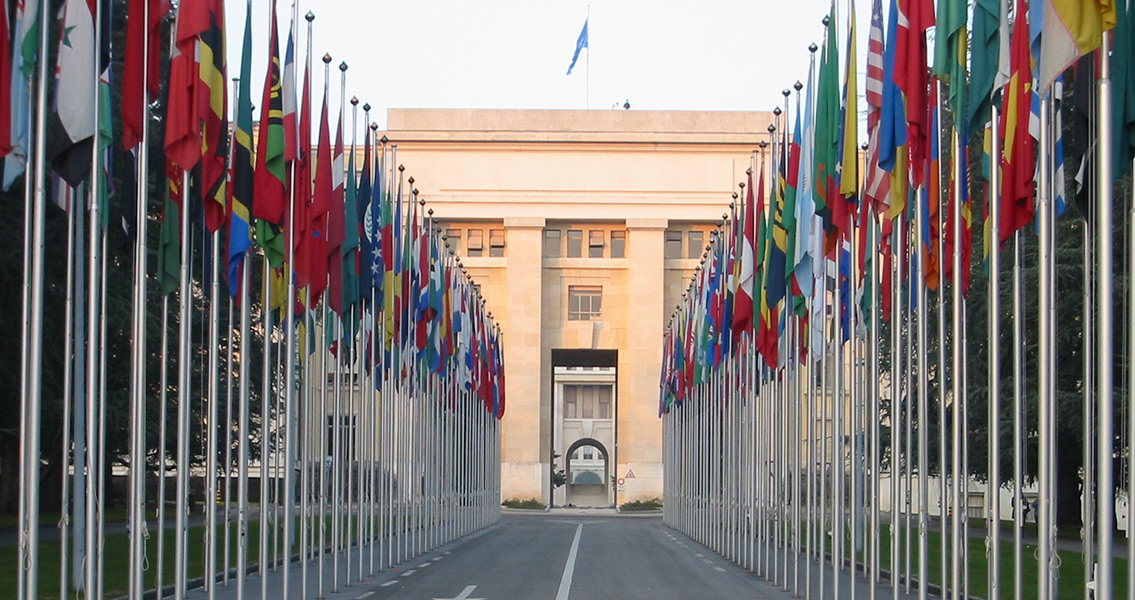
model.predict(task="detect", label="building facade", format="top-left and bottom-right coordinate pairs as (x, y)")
top-left (379, 108), bottom-right (774, 506)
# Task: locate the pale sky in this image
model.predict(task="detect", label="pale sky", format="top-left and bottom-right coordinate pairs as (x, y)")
top-left (224, 0), bottom-right (875, 134)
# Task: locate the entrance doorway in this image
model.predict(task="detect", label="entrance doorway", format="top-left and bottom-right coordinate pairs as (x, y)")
top-left (552, 352), bottom-right (617, 508)
top-left (565, 438), bottom-right (609, 507)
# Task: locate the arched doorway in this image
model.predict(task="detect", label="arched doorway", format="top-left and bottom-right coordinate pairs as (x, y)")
top-left (565, 438), bottom-right (610, 507)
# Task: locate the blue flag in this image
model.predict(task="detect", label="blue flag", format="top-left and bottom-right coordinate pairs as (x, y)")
top-left (567, 18), bottom-right (588, 75)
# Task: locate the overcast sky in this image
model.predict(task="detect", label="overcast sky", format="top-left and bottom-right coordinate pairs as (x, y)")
top-left (223, 0), bottom-right (875, 134)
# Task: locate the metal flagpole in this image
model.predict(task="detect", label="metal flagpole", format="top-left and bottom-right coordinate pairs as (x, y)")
top-left (59, 197), bottom-right (75, 600)
top-left (950, 127), bottom-right (964, 600)
top-left (904, 216), bottom-right (914, 593)
top-left (1037, 91), bottom-right (1054, 600)
top-left (19, 1), bottom-right (51, 596)
top-left (916, 175), bottom-right (929, 600)
top-left (174, 169), bottom-right (193, 600)
top-left (818, 250), bottom-right (829, 600)
top-left (988, 102), bottom-right (1002, 600)
top-left (870, 212), bottom-right (881, 598)
top-left (1082, 170), bottom-right (1095, 600)
top-left (282, 7), bottom-right (301, 594)
top-left (833, 226), bottom-right (844, 600)
top-left (97, 210), bottom-right (111, 600)
top-left (207, 227), bottom-right (222, 598)
top-left (890, 207), bottom-right (902, 599)
top-left (933, 86), bottom-right (948, 599)
top-left (1012, 231), bottom-right (1023, 600)
top-left (260, 254), bottom-right (274, 600)
top-left (127, 0), bottom-right (153, 592)
top-left (237, 242), bottom-right (253, 600)
top-left (1095, 32), bottom-right (1116, 600)
top-left (225, 295), bottom-right (235, 587)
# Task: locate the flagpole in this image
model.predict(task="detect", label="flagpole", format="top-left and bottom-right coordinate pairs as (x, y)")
top-left (586, 4), bottom-right (590, 109)
top-left (225, 295), bottom-right (235, 588)
top-left (1037, 91), bottom-right (1055, 600)
top-left (59, 198), bottom-right (75, 600)
top-left (949, 124), bottom-right (964, 600)
top-left (282, 6), bottom-right (301, 597)
top-left (174, 167), bottom-right (193, 600)
top-left (1095, 31), bottom-right (1115, 600)
top-left (236, 235), bottom-right (253, 600)
top-left (19, 0), bottom-right (51, 595)
top-left (988, 100), bottom-right (1002, 600)
top-left (259, 252), bottom-right (274, 600)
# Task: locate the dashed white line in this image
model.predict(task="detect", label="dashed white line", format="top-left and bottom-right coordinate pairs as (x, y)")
top-left (694, 553), bottom-right (703, 558)
top-left (714, 567), bottom-right (726, 572)
top-left (402, 569), bottom-right (418, 577)
top-left (419, 562), bottom-right (432, 567)
top-left (554, 523), bottom-right (584, 600)
top-left (357, 592), bottom-right (375, 599)
top-left (381, 581), bottom-right (398, 587)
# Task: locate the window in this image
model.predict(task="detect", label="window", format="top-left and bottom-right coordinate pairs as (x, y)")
top-left (568, 285), bottom-right (602, 321)
top-left (489, 229), bottom-right (505, 257)
top-left (563, 385), bottom-right (612, 420)
top-left (588, 230), bottom-right (604, 258)
top-left (583, 449), bottom-right (594, 460)
top-left (567, 229), bottom-right (583, 258)
top-left (665, 230), bottom-right (683, 259)
top-left (467, 229), bottom-right (483, 257)
top-left (610, 230), bottom-right (626, 258)
top-left (544, 229), bottom-right (562, 258)
top-left (688, 231), bottom-right (704, 259)
top-left (446, 228), bottom-right (461, 253)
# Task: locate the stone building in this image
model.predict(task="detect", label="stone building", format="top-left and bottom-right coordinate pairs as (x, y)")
top-left (379, 108), bottom-right (774, 506)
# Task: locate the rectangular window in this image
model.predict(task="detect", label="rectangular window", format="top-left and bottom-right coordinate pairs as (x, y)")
top-left (588, 230), bottom-right (604, 258)
top-left (564, 386), bottom-right (577, 418)
top-left (688, 231), bottom-right (704, 259)
top-left (665, 230), bottom-right (683, 259)
top-left (610, 230), bottom-right (626, 258)
top-left (489, 229), bottom-right (506, 257)
top-left (467, 229), bottom-right (483, 257)
top-left (446, 228), bottom-right (461, 253)
top-left (567, 229), bottom-right (583, 258)
top-left (544, 229), bottom-right (562, 258)
top-left (568, 285), bottom-right (602, 321)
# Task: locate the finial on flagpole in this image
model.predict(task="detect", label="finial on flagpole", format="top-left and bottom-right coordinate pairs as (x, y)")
top-left (339, 61), bottom-right (348, 72)
top-left (408, 176), bottom-right (414, 184)
top-left (363, 102), bottom-right (371, 112)
top-left (809, 42), bottom-right (818, 53)
top-left (398, 164), bottom-right (404, 172)
top-left (773, 107), bottom-right (781, 117)
top-left (794, 81), bottom-right (803, 91)
top-left (380, 134), bottom-right (388, 143)
top-left (322, 53), bottom-right (331, 64)
top-left (782, 89), bottom-right (790, 99)
top-left (350, 96), bottom-right (358, 106)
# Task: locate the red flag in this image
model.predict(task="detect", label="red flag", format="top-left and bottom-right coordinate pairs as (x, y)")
top-left (326, 106), bottom-right (346, 315)
top-left (999, 0), bottom-right (1035, 245)
top-left (894, 0), bottom-right (934, 186)
top-left (307, 84), bottom-right (332, 305)
top-left (122, 0), bottom-right (169, 149)
top-left (290, 53), bottom-right (312, 295)
top-left (253, 3), bottom-right (285, 225)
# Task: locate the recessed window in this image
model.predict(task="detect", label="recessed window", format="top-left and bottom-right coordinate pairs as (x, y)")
top-left (544, 229), bottom-right (562, 258)
top-left (567, 229), bottom-right (583, 258)
top-left (467, 229), bottom-right (483, 257)
top-left (568, 285), bottom-right (602, 321)
top-left (563, 385), bottom-right (612, 420)
top-left (687, 231), bottom-right (704, 259)
top-left (588, 230), bottom-right (604, 258)
top-left (665, 230), bottom-right (683, 259)
top-left (446, 228), bottom-right (461, 253)
top-left (610, 230), bottom-right (626, 258)
top-left (489, 229), bottom-right (505, 257)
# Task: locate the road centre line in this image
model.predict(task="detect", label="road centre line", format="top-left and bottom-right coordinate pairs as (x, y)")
top-left (554, 524), bottom-right (584, 600)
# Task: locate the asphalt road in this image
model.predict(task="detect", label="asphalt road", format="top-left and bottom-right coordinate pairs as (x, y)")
top-left (184, 511), bottom-right (890, 600)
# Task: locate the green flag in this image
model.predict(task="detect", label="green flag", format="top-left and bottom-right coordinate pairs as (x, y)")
top-left (157, 185), bottom-right (180, 296)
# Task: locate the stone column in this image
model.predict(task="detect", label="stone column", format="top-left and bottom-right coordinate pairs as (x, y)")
top-left (500, 217), bottom-right (547, 503)
top-left (619, 218), bottom-right (667, 504)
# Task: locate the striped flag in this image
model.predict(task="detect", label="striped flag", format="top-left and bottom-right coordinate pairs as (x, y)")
top-left (863, 0), bottom-right (890, 214)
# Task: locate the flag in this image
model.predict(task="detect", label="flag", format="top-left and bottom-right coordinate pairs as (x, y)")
top-left (1038, 0), bottom-right (1116, 92)
top-left (358, 125), bottom-right (373, 304)
top-left (326, 103), bottom-right (346, 316)
top-left (863, 0), bottom-right (891, 214)
top-left (164, 0), bottom-right (227, 232)
top-left (122, 0), bottom-right (169, 149)
top-left (1113, 0), bottom-right (1135, 180)
top-left (1071, 54), bottom-right (1094, 214)
top-left (922, 83), bottom-right (942, 290)
top-left (933, 0), bottom-right (968, 120)
top-left (342, 123), bottom-right (360, 319)
top-left (47, 0), bottom-right (97, 187)
top-left (4, 0), bottom-right (39, 189)
top-left (291, 43), bottom-right (313, 292)
top-left (839, 6), bottom-right (859, 201)
top-left (815, 0), bottom-right (841, 251)
top-left (755, 165), bottom-right (778, 369)
top-left (566, 17), bottom-right (588, 75)
top-left (282, 11), bottom-right (298, 162)
top-left (878, 0), bottom-right (908, 218)
top-left (228, 0), bottom-right (253, 298)
top-left (895, 0), bottom-right (934, 184)
top-left (1000, 0), bottom-right (1037, 246)
top-left (158, 174), bottom-right (181, 296)
top-left (969, 0), bottom-right (1002, 132)
top-left (253, 0), bottom-right (286, 268)
top-left (731, 170), bottom-right (756, 339)
top-left (306, 82), bottom-right (332, 305)
top-left (792, 57), bottom-right (818, 301)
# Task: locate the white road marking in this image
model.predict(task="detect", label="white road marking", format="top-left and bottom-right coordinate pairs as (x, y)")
top-left (419, 562), bottom-right (432, 567)
top-left (433, 555), bottom-right (444, 561)
top-left (714, 567), bottom-right (727, 572)
top-left (695, 553), bottom-right (703, 558)
top-left (380, 581), bottom-right (398, 587)
top-left (357, 592), bottom-right (374, 599)
top-left (401, 569), bottom-right (417, 577)
top-left (555, 523), bottom-right (584, 600)
top-left (432, 585), bottom-right (482, 600)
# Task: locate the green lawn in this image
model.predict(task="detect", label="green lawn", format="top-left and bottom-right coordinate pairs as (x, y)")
top-left (0, 510), bottom-right (432, 600)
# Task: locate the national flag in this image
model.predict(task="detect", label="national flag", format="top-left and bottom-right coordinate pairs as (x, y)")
top-left (755, 165), bottom-right (778, 369)
top-left (838, 5), bottom-right (859, 203)
top-left (281, 11), bottom-right (298, 162)
top-left (922, 83), bottom-right (942, 290)
top-left (815, 0), bottom-right (841, 251)
top-left (253, 0), bottom-right (286, 268)
top-left (895, 0), bottom-right (934, 184)
top-left (878, 0), bottom-right (908, 219)
top-left (122, 0), bottom-right (169, 149)
top-left (566, 17), bottom-right (588, 75)
top-left (326, 102), bottom-right (346, 316)
top-left (307, 81), bottom-right (332, 305)
top-left (1113, 0), bottom-right (1135, 180)
top-left (863, 0), bottom-right (891, 214)
top-left (933, 0), bottom-right (968, 120)
top-left (291, 44), bottom-right (313, 293)
top-left (732, 170), bottom-right (756, 339)
top-left (1038, 0), bottom-right (1116, 92)
top-left (999, 0), bottom-right (1037, 246)
top-left (969, 0), bottom-right (1002, 132)
top-left (164, 0), bottom-right (227, 232)
top-left (792, 57), bottom-right (818, 302)
top-left (342, 121), bottom-right (360, 320)
top-left (4, 0), bottom-right (39, 189)
top-left (47, 0), bottom-right (97, 187)
top-left (767, 144), bottom-right (788, 308)
top-left (228, 0), bottom-right (253, 297)
top-left (357, 124), bottom-right (373, 304)
top-left (158, 173), bottom-right (181, 296)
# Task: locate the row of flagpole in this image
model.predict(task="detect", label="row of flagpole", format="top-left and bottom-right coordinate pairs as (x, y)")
top-left (13, 2), bottom-right (505, 600)
top-left (661, 0), bottom-right (1131, 598)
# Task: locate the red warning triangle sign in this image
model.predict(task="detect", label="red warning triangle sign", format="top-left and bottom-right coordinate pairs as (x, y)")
top-left (625, 469), bottom-right (636, 479)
